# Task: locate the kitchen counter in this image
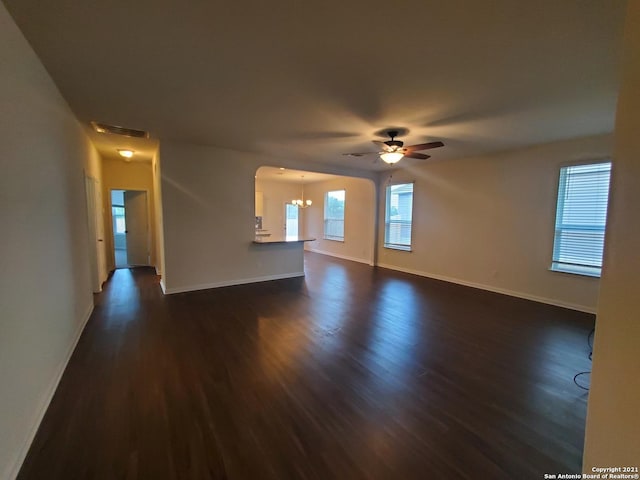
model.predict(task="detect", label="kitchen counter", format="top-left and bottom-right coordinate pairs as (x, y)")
top-left (252, 236), bottom-right (316, 244)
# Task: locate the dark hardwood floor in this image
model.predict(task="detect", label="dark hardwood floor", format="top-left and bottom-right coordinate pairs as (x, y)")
top-left (18, 252), bottom-right (594, 479)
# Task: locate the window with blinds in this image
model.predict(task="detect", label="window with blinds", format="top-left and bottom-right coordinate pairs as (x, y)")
top-left (384, 183), bottom-right (414, 251)
top-left (324, 190), bottom-right (345, 241)
top-left (552, 162), bottom-right (611, 277)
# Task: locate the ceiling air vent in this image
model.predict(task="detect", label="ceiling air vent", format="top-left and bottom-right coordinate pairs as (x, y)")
top-left (91, 121), bottom-right (149, 138)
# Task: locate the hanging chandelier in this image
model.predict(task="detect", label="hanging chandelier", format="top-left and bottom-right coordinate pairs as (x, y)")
top-left (292, 175), bottom-right (312, 208)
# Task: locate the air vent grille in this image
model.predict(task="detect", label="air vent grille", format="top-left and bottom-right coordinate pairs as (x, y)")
top-left (91, 122), bottom-right (149, 138)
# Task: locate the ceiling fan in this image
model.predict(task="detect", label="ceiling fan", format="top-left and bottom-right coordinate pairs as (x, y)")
top-left (344, 130), bottom-right (444, 164)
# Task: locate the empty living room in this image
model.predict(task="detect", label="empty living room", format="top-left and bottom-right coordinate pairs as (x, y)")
top-left (1, 1), bottom-right (638, 479)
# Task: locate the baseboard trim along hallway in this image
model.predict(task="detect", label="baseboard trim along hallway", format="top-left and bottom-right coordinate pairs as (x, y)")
top-left (376, 262), bottom-right (596, 314)
top-left (162, 271), bottom-right (306, 295)
top-left (9, 303), bottom-right (93, 480)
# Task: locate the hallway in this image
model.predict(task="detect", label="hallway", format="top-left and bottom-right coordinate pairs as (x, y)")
top-left (18, 254), bottom-right (594, 479)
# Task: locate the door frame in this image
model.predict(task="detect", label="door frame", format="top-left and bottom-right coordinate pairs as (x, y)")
top-left (84, 172), bottom-right (107, 292)
top-left (108, 188), bottom-right (152, 269)
top-left (285, 202), bottom-right (300, 239)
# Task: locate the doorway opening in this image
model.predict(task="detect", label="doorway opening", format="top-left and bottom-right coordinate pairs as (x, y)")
top-left (110, 189), bottom-right (150, 268)
top-left (285, 203), bottom-right (299, 240)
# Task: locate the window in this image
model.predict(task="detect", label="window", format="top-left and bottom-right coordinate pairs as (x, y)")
top-left (324, 190), bottom-right (345, 241)
top-left (112, 206), bottom-right (126, 234)
top-left (552, 161), bottom-right (611, 277)
top-left (384, 183), bottom-right (413, 251)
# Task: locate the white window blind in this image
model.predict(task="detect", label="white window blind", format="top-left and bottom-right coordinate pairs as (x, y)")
top-left (384, 183), bottom-right (413, 251)
top-left (552, 162), bottom-right (611, 277)
top-left (324, 190), bottom-right (345, 241)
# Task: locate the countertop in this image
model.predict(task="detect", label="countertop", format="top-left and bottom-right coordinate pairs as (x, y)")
top-left (252, 236), bottom-right (316, 244)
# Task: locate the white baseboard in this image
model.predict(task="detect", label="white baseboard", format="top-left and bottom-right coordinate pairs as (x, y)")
top-left (376, 263), bottom-right (596, 314)
top-left (7, 302), bottom-right (94, 480)
top-left (156, 266), bottom-right (166, 295)
top-left (305, 247), bottom-right (372, 266)
top-left (164, 271), bottom-right (305, 295)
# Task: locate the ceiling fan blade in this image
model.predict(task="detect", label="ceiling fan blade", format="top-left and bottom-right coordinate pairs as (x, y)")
top-left (372, 140), bottom-right (392, 152)
top-left (405, 152), bottom-right (430, 160)
top-left (342, 152), bottom-right (377, 157)
top-left (404, 141), bottom-right (444, 153)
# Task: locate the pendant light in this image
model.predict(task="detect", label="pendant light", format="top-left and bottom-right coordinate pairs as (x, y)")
top-left (291, 175), bottom-right (312, 208)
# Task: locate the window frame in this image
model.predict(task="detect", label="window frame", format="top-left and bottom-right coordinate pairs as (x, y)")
top-left (111, 205), bottom-right (126, 234)
top-left (323, 189), bottom-right (346, 242)
top-left (550, 160), bottom-right (612, 278)
top-left (384, 182), bottom-right (414, 252)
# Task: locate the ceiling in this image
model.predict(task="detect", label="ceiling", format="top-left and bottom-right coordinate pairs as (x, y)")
top-left (84, 126), bottom-right (159, 163)
top-left (256, 167), bottom-right (343, 184)
top-left (4, 0), bottom-right (627, 169)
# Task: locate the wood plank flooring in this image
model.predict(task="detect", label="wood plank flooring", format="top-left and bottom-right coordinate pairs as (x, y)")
top-left (18, 252), bottom-right (594, 479)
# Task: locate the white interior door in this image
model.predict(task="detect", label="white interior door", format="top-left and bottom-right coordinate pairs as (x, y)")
top-left (94, 180), bottom-right (107, 283)
top-left (84, 175), bottom-right (107, 292)
top-left (124, 191), bottom-right (150, 266)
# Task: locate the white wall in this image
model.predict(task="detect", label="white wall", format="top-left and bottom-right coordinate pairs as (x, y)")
top-left (376, 134), bottom-right (613, 312)
top-left (160, 142), bottom-right (299, 293)
top-left (303, 176), bottom-right (376, 264)
top-left (160, 141), bottom-right (377, 293)
top-left (0, 4), bottom-right (98, 478)
top-left (584, 0), bottom-right (640, 467)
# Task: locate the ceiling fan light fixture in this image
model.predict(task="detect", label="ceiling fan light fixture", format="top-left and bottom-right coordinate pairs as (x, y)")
top-left (343, 130), bottom-right (444, 163)
top-left (380, 151), bottom-right (404, 164)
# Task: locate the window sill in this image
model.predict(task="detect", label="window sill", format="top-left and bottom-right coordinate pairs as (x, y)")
top-left (550, 263), bottom-right (601, 278)
top-left (323, 237), bottom-right (344, 242)
top-left (384, 245), bottom-right (412, 252)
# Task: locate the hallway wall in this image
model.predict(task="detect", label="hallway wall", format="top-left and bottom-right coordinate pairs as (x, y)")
top-left (0, 3), bottom-right (100, 478)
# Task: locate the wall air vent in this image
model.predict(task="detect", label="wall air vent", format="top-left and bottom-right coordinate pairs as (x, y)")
top-left (91, 121), bottom-right (149, 138)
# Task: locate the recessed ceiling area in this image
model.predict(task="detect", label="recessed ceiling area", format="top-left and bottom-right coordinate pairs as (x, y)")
top-left (4, 0), bottom-right (627, 170)
top-left (256, 167), bottom-right (343, 184)
top-left (85, 126), bottom-right (158, 163)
